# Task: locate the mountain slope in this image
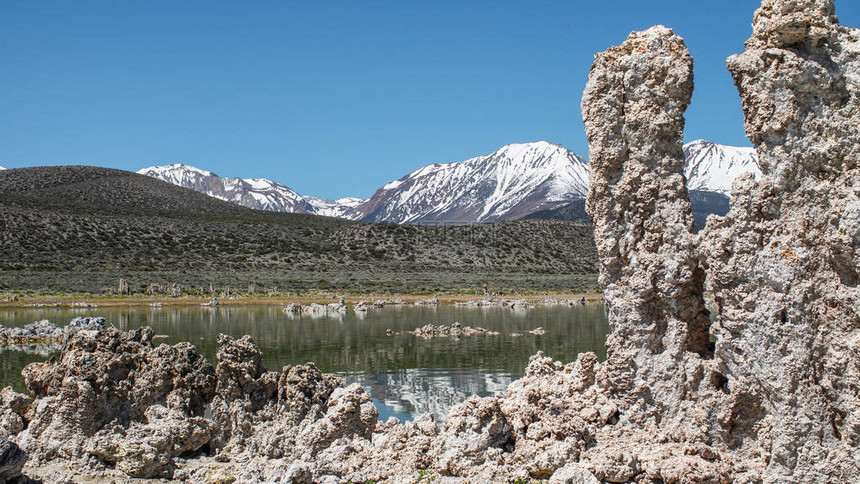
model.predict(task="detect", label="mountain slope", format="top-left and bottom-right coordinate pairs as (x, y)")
top-left (689, 190), bottom-right (731, 231)
top-left (683, 140), bottom-right (760, 195)
top-left (522, 199), bottom-right (589, 224)
top-left (521, 190), bottom-right (731, 232)
top-left (359, 141), bottom-right (590, 224)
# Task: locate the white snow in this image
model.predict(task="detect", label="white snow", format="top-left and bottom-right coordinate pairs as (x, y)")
top-left (0, 166), bottom-right (6, 171)
top-left (683, 140), bottom-right (760, 196)
top-left (246, 178), bottom-right (275, 190)
top-left (335, 197), bottom-right (365, 207)
top-left (249, 192), bottom-right (270, 203)
top-left (137, 163), bottom-right (215, 178)
top-left (382, 179), bottom-right (404, 191)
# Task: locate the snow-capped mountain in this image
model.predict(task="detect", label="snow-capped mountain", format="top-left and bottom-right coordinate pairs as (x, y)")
top-left (359, 141), bottom-right (590, 224)
top-left (137, 139), bottom-right (756, 225)
top-left (0, 166), bottom-right (6, 171)
top-left (684, 140), bottom-right (760, 195)
top-left (136, 164), bottom-right (358, 217)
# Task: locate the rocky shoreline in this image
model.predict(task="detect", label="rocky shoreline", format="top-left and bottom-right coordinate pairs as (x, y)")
top-left (0, 325), bottom-right (655, 483)
top-left (0, 317), bottom-right (106, 346)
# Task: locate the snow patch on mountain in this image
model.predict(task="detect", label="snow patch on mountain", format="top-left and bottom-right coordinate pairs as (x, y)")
top-left (683, 140), bottom-right (760, 195)
top-left (0, 166), bottom-right (6, 170)
top-left (305, 196), bottom-right (365, 219)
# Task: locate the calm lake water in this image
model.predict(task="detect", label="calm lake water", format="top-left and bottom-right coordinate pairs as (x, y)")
top-left (0, 303), bottom-right (610, 420)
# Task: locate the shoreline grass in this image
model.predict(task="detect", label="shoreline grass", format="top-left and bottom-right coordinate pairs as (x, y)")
top-left (0, 291), bottom-right (604, 309)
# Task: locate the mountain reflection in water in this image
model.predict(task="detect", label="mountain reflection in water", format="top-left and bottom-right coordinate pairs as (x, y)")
top-left (344, 368), bottom-right (517, 422)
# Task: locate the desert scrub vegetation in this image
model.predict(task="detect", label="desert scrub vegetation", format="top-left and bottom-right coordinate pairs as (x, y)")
top-left (0, 167), bottom-right (597, 294)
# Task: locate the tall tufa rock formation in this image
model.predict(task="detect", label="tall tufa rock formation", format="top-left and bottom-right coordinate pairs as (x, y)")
top-left (582, 1), bottom-right (860, 480)
top-left (584, 1), bottom-right (860, 482)
top-left (701, 0), bottom-right (860, 480)
top-left (582, 26), bottom-right (719, 423)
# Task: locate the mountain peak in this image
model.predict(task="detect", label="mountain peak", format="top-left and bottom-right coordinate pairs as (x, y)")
top-left (496, 141), bottom-right (569, 161)
top-left (684, 139), bottom-right (716, 148)
top-left (137, 163), bottom-right (216, 178)
top-left (498, 140), bottom-right (557, 151)
top-left (362, 141), bottom-right (590, 224)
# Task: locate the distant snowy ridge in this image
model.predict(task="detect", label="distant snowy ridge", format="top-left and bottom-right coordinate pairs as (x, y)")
top-left (136, 164), bottom-right (360, 218)
top-left (137, 139), bottom-right (758, 224)
top-left (0, 166), bottom-right (6, 170)
top-left (684, 140), bottom-right (760, 195)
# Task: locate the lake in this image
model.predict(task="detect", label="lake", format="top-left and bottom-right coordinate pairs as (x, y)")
top-left (0, 302), bottom-right (610, 421)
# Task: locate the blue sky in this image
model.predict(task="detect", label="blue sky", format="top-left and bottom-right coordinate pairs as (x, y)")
top-left (3, 1), bottom-right (859, 199)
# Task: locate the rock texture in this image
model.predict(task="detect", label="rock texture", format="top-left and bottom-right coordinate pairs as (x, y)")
top-left (0, 388), bottom-right (30, 440)
top-left (582, 26), bottom-right (723, 430)
top-left (0, 317), bottom-right (106, 350)
top-left (0, 437), bottom-right (26, 483)
top-left (579, 2), bottom-right (860, 482)
top-left (206, 335), bottom-right (382, 481)
top-left (702, 0), bottom-right (860, 480)
top-left (16, 326), bottom-right (215, 478)
top-left (400, 323), bottom-right (500, 338)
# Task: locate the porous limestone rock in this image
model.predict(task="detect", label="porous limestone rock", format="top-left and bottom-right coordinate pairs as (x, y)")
top-left (0, 388), bottom-right (30, 439)
top-left (401, 323), bottom-right (500, 338)
top-left (209, 333), bottom-right (282, 453)
top-left (0, 437), bottom-right (26, 483)
top-left (299, 352), bottom-right (613, 483)
top-left (210, 334), bottom-right (380, 481)
top-left (0, 320), bottom-right (63, 345)
top-left (581, 25), bottom-right (727, 440)
top-left (549, 462), bottom-right (600, 484)
top-left (699, 0), bottom-right (860, 480)
top-left (210, 334), bottom-right (345, 457)
top-left (15, 326), bottom-right (215, 478)
top-left (0, 317), bottom-right (105, 346)
top-left (205, 335), bottom-right (434, 483)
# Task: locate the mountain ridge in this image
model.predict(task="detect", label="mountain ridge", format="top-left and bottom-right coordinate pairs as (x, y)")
top-left (135, 163), bottom-right (358, 218)
top-left (138, 139), bottom-right (760, 224)
top-left (360, 141), bottom-right (590, 224)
